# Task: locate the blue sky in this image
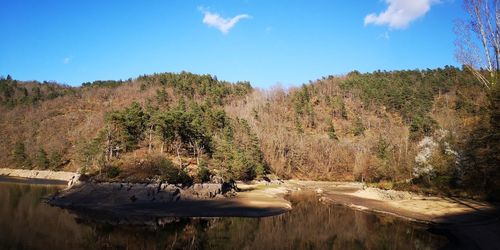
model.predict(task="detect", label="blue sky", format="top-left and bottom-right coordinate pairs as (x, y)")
top-left (0, 0), bottom-right (464, 88)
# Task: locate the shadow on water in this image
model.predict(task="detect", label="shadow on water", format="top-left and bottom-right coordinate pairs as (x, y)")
top-left (0, 181), bottom-right (448, 250)
top-left (0, 176), bottom-right (68, 185)
top-left (427, 204), bottom-right (500, 250)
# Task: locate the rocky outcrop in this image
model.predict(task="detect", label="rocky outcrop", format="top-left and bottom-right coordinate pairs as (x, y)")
top-left (183, 182), bottom-right (236, 199)
top-left (48, 181), bottom-right (236, 210)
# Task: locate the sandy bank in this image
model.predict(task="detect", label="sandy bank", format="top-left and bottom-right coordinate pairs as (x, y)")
top-left (282, 180), bottom-right (500, 249)
top-left (0, 168), bottom-right (79, 185)
top-left (282, 180), bottom-right (499, 223)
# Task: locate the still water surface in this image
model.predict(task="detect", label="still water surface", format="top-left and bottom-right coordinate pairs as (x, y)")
top-left (0, 181), bottom-right (447, 250)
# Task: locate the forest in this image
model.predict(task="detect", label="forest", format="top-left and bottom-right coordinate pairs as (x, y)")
top-left (0, 67), bottom-right (498, 198)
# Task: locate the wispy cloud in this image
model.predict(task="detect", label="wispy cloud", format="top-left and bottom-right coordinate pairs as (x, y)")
top-left (62, 57), bottom-right (72, 65)
top-left (378, 31), bottom-right (390, 40)
top-left (199, 7), bottom-right (251, 34)
top-left (364, 0), bottom-right (438, 29)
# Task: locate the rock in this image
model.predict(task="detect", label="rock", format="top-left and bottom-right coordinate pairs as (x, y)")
top-left (193, 183), bottom-right (203, 192)
top-left (130, 195), bottom-right (137, 202)
top-left (270, 179), bottom-right (284, 185)
top-left (210, 175), bottom-right (224, 184)
top-left (157, 217), bottom-right (179, 226)
top-left (50, 180), bottom-right (237, 210)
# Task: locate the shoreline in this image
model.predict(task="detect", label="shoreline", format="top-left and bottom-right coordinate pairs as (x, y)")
top-left (0, 168), bottom-right (79, 186)
top-left (281, 180), bottom-right (500, 224)
top-left (47, 180), bottom-right (292, 219)
top-left (0, 168), bottom-right (496, 224)
top-left (0, 176), bottom-right (68, 186)
top-left (2, 167), bottom-right (499, 248)
top-left (280, 180), bottom-right (500, 250)
top-left (0, 167), bottom-right (496, 223)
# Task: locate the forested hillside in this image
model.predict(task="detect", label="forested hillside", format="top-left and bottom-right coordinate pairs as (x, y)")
top-left (0, 67), bottom-right (498, 198)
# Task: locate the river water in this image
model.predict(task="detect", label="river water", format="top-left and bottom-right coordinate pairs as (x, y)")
top-left (0, 180), bottom-right (447, 250)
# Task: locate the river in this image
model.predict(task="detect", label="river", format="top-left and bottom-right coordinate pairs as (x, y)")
top-left (0, 180), bottom-right (447, 249)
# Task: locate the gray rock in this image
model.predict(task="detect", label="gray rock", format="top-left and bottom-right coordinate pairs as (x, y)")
top-left (49, 181), bottom-right (236, 209)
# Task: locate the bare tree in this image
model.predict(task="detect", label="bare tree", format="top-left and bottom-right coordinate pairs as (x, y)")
top-left (455, 0), bottom-right (500, 90)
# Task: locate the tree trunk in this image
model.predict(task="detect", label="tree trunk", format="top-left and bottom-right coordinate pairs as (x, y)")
top-left (106, 128), bottom-right (112, 161)
top-left (176, 144), bottom-right (182, 168)
top-left (148, 125), bottom-right (153, 154)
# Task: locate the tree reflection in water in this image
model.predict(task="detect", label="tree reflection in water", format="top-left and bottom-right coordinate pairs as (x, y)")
top-left (79, 192), bottom-right (447, 250)
top-left (0, 183), bottom-right (446, 250)
top-left (0, 182), bottom-right (92, 250)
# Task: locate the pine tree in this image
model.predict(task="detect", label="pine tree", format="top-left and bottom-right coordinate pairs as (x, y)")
top-left (49, 152), bottom-right (62, 169)
top-left (13, 142), bottom-right (30, 168)
top-left (35, 148), bottom-right (49, 169)
top-left (328, 121), bottom-right (338, 140)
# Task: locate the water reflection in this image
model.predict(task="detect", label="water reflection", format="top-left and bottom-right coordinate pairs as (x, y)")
top-left (0, 182), bottom-right (446, 250)
top-left (0, 182), bottom-right (92, 250)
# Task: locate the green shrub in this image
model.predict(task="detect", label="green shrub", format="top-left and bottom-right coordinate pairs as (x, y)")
top-left (197, 166), bottom-right (211, 183)
top-left (177, 170), bottom-right (193, 186)
top-left (352, 117), bottom-right (365, 136)
top-left (231, 151), bottom-right (257, 181)
top-left (49, 151), bottom-right (62, 170)
top-left (255, 164), bottom-right (266, 177)
top-left (12, 142), bottom-right (30, 168)
top-left (35, 149), bottom-right (49, 169)
top-left (104, 165), bottom-right (121, 178)
top-left (157, 157), bottom-right (193, 185)
top-left (327, 121), bottom-right (338, 140)
top-left (157, 157), bottom-right (177, 181)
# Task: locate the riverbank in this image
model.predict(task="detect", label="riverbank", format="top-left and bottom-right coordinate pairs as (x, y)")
top-left (2, 168), bottom-right (499, 248)
top-left (0, 168), bottom-right (79, 186)
top-left (277, 180), bottom-right (500, 250)
top-left (279, 180), bottom-right (498, 223)
top-left (1, 168), bottom-right (496, 223)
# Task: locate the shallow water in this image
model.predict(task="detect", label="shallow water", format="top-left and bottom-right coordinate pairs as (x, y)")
top-left (0, 181), bottom-right (447, 250)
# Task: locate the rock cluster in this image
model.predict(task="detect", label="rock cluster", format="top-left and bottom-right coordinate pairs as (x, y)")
top-left (49, 180), bottom-right (235, 209)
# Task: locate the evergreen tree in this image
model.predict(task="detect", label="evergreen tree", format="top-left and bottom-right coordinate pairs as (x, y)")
top-left (49, 151), bottom-right (62, 169)
top-left (327, 121), bottom-right (338, 140)
top-left (353, 117), bottom-right (365, 136)
top-left (35, 148), bottom-right (49, 169)
top-left (13, 142), bottom-right (30, 168)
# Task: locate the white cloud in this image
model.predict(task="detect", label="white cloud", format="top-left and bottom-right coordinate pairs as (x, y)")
top-left (62, 57), bottom-right (72, 64)
top-left (199, 7), bottom-right (251, 34)
top-left (364, 0), bottom-right (438, 29)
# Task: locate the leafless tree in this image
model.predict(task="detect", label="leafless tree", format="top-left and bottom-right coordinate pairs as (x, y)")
top-left (455, 0), bottom-right (500, 89)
